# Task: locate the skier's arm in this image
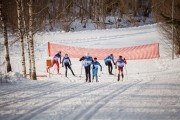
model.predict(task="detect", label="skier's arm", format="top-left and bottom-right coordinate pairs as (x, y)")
top-left (69, 57), bottom-right (72, 65)
top-left (79, 56), bottom-right (84, 61)
top-left (104, 57), bottom-right (107, 66)
top-left (91, 63), bottom-right (93, 69)
top-left (124, 58), bottom-right (127, 64)
top-left (62, 58), bottom-right (64, 67)
top-left (115, 60), bottom-right (117, 69)
top-left (114, 60), bottom-right (117, 66)
top-left (112, 57), bottom-right (115, 65)
top-left (104, 56), bottom-right (108, 61)
top-left (99, 62), bottom-right (102, 71)
top-left (59, 56), bottom-right (62, 64)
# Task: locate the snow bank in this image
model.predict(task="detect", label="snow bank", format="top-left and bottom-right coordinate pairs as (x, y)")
top-left (0, 72), bottom-right (28, 83)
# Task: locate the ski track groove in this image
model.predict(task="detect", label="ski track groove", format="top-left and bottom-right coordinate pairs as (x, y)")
top-left (10, 82), bottom-right (114, 120)
top-left (72, 80), bottom-right (142, 120)
top-left (77, 79), bottom-right (157, 120)
top-left (0, 82), bottom-right (84, 107)
top-left (0, 82), bottom-right (54, 96)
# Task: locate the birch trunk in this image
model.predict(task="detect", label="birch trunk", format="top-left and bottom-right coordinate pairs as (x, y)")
top-left (17, 0), bottom-right (26, 77)
top-left (0, 1), bottom-right (12, 73)
top-left (29, 0), bottom-right (37, 80)
top-left (21, 0), bottom-right (32, 78)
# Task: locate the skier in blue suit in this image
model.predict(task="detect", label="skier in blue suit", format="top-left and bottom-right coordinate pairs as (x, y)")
top-left (62, 53), bottom-right (75, 77)
top-left (91, 57), bottom-right (102, 82)
top-left (104, 54), bottom-right (115, 75)
top-left (79, 53), bottom-right (93, 82)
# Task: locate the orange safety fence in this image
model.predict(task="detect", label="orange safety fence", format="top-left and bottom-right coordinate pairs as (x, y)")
top-left (48, 42), bottom-right (160, 60)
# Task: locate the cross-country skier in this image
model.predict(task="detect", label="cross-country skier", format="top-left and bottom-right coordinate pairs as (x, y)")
top-left (79, 53), bottom-right (93, 82)
top-left (91, 57), bottom-right (102, 82)
top-left (47, 51), bottom-right (61, 74)
top-left (115, 56), bottom-right (127, 81)
top-left (62, 53), bottom-right (75, 77)
top-left (104, 54), bottom-right (115, 75)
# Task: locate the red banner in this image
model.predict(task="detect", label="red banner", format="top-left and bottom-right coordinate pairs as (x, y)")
top-left (48, 42), bottom-right (160, 60)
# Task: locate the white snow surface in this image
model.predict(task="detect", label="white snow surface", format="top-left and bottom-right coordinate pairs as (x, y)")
top-left (0, 24), bottom-right (180, 120)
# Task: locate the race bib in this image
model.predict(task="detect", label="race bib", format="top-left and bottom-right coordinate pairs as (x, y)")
top-left (63, 59), bottom-right (69, 63)
top-left (53, 58), bottom-right (58, 61)
top-left (84, 61), bottom-right (92, 65)
top-left (106, 58), bottom-right (111, 61)
top-left (94, 65), bottom-right (99, 69)
top-left (117, 62), bottom-right (124, 67)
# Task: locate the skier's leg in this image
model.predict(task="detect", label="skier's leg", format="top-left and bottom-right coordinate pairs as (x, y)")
top-left (65, 64), bottom-right (68, 77)
top-left (95, 70), bottom-right (98, 82)
top-left (108, 62), bottom-right (112, 75)
top-left (68, 64), bottom-right (75, 76)
top-left (107, 62), bottom-right (111, 74)
top-left (55, 62), bottom-right (60, 74)
top-left (85, 67), bottom-right (88, 82)
top-left (92, 69), bottom-right (95, 80)
top-left (110, 62), bottom-right (113, 74)
top-left (88, 66), bottom-right (91, 82)
top-left (118, 67), bottom-right (120, 81)
top-left (121, 68), bottom-right (124, 80)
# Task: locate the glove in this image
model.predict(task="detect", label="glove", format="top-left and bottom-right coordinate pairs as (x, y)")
top-left (62, 65), bottom-right (64, 67)
top-left (124, 58), bottom-right (126, 60)
top-left (105, 62), bottom-right (107, 66)
top-left (115, 66), bottom-right (117, 69)
top-left (100, 68), bottom-right (102, 71)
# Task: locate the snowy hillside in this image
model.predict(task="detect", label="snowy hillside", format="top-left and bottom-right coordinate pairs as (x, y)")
top-left (0, 24), bottom-right (180, 120)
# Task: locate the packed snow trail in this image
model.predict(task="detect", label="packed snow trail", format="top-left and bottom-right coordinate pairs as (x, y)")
top-left (0, 24), bottom-right (180, 120)
top-left (0, 73), bottom-right (180, 120)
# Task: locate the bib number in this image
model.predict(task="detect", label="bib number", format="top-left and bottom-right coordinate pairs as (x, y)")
top-left (117, 62), bottom-right (124, 67)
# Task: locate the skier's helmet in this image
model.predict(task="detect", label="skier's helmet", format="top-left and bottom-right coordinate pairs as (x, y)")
top-left (110, 54), bottom-right (113, 57)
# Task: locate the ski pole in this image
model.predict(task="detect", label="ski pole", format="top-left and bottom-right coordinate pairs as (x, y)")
top-left (114, 66), bottom-right (117, 81)
top-left (125, 64), bottom-right (128, 80)
top-left (99, 70), bottom-right (103, 77)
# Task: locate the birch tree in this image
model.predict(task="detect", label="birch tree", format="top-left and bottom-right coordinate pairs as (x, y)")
top-left (29, 0), bottom-right (37, 80)
top-left (16, 0), bottom-right (26, 77)
top-left (21, 0), bottom-right (32, 78)
top-left (0, 0), bottom-right (12, 73)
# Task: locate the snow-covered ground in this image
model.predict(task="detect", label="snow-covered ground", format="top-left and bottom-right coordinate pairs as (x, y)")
top-left (0, 24), bottom-right (180, 120)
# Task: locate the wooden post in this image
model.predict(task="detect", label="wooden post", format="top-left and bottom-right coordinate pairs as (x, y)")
top-left (46, 59), bottom-right (52, 78)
